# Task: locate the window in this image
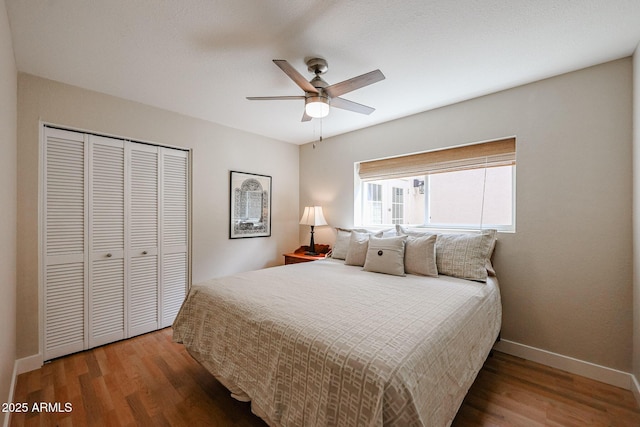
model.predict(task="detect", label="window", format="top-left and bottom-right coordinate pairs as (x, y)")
top-left (365, 183), bottom-right (383, 224)
top-left (355, 138), bottom-right (515, 231)
top-left (391, 187), bottom-right (404, 224)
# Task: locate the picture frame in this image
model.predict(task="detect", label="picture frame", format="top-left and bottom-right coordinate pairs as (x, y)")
top-left (229, 170), bottom-right (272, 239)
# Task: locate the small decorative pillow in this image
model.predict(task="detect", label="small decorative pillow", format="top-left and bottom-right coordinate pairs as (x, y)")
top-left (404, 234), bottom-right (438, 277)
top-left (331, 229), bottom-right (352, 260)
top-left (344, 232), bottom-right (370, 267)
top-left (363, 236), bottom-right (408, 276)
top-left (436, 229), bottom-right (497, 282)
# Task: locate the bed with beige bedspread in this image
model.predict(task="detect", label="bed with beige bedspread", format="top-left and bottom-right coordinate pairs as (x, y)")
top-left (173, 258), bottom-right (501, 427)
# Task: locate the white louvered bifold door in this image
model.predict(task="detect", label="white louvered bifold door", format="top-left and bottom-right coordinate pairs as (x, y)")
top-left (43, 126), bottom-right (190, 361)
top-left (88, 135), bottom-right (126, 348)
top-left (160, 148), bottom-right (189, 328)
top-left (128, 142), bottom-right (159, 337)
top-left (43, 128), bottom-right (88, 361)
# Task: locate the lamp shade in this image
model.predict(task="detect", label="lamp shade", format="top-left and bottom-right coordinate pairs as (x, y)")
top-left (304, 96), bottom-right (330, 118)
top-left (299, 206), bottom-right (328, 226)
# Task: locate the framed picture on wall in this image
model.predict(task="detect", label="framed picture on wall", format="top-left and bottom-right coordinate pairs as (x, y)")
top-left (229, 170), bottom-right (272, 239)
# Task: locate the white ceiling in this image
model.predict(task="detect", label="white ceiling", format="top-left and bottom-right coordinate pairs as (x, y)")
top-left (6, 0), bottom-right (640, 144)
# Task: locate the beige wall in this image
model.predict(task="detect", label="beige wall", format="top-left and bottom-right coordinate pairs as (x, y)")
top-left (0, 0), bottom-right (17, 421)
top-left (300, 58), bottom-right (633, 371)
top-left (17, 73), bottom-right (300, 359)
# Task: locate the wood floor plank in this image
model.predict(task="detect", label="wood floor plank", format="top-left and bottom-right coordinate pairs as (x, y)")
top-left (79, 372), bottom-right (104, 425)
top-left (111, 376), bottom-right (139, 425)
top-left (9, 328), bottom-right (640, 426)
top-left (454, 351), bottom-right (640, 426)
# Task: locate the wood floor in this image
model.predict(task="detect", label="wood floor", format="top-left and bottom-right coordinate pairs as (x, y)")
top-left (10, 328), bottom-right (640, 426)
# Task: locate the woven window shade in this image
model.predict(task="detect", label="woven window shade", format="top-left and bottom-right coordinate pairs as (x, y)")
top-left (358, 137), bottom-right (516, 181)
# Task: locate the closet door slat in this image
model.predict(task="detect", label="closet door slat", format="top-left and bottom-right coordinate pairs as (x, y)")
top-left (43, 128), bottom-right (87, 361)
top-left (130, 254), bottom-right (159, 335)
top-left (162, 152), bottom-right (188, 247)
top-left (161, 149), bottom-right (189, 328)
top-left (44, 262), bottom-right (85, 360)
top-left (45, 136), bottom-right (85, 256)
top-left (162, 252), bottom-right (188, 328)
top-left (88, 136), bottom-right (125, 348)
top-left (131, 148), bottom-right (158, 249)
top-left (129, 143), bottom-right (159, 336)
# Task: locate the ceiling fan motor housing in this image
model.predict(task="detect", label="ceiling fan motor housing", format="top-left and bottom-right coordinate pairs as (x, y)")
top-left (306, 57), bottom-right (328, 75)
top-left (309, 75), bottom-right (328, 90)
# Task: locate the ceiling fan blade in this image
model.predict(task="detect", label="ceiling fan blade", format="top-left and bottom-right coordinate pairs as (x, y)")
top-left (330, 97), bottom-right (375, 115)
top-left (273, 60), bottom-right (319, 94)
top-left (246, 96), bottom-right (305, 101)
top-left (301, 111), bottom-right (312, 122)
top-left (324, 69), bottom-right (385, 98)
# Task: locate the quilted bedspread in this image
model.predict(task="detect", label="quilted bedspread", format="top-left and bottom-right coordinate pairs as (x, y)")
top-left (173, 259), bottom-right (501, 427)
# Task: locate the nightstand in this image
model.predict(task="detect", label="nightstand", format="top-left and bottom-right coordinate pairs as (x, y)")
top-left (283, 252), bottom-right (327, 265)
top-left (283, 245), bottom-right (330, 265)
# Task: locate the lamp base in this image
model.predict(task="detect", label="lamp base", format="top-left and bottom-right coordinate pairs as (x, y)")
top-left (306, 226), bottom-right (317, 256)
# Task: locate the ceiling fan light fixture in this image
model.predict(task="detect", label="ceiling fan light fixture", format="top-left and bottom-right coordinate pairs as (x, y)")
top-left (305, 96), bottom-right (330, 118)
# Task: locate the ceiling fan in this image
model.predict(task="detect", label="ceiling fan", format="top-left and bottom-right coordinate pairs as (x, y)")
top-left (247, 58), bottom-right (385, 121)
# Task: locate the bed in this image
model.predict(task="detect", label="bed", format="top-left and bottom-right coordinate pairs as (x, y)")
top-left (173, 229), bottom-right (501, 427)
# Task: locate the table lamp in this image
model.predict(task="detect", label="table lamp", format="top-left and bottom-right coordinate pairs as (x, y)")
top-left (299, 206), bottom-right (328, 255)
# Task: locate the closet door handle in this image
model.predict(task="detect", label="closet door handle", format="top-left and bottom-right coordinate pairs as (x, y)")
top-left (142, 251), bottom-right (148, 255)
top-left (106, 253), bottom-right (112, 258)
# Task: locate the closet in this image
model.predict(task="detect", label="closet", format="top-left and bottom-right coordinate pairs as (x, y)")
top-left (42, 126), bottom-right (190, 361)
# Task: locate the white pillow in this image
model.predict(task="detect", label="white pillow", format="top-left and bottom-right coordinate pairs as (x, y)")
top-left (376, 228), bottom-right (398, 238)
top-left (363, 236), bottom-right (407, 276)
top-left (344, 231), bottom-right (370, 267)
top-left (396, 225), bottom-right (436, 238)
top-left (404, 234), bottom-right (438, 277)
top-left (331, 227), bottom-right (381, 260)
top-left (331, 229), bottom-right (352, 260)
top-left (436, 229), bottom-right (497, 282)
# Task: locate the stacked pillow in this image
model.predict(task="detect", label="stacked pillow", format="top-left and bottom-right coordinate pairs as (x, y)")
top-left (331, 228), bottom-right (371, 260)
top-left (333, 227), bottom-right (394, 264)
top-left (334, 228), bottom-right (406, 276)
top-left (331, 226), bottom-right (497, 282)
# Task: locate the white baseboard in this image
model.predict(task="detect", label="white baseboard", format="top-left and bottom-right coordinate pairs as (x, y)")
top-left (15, 353), bottom-right (42, 376)
top-left (3, 362), bottom-right (18, 427)
top-left (3, 354), bottom-right (43, 427)
top-left (631, 374), bottom-right (640, 406)
top-left (493, 339), bottom-right (632, 390)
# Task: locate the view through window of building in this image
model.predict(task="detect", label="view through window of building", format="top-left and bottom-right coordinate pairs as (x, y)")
top-left (364, 183), bottom-right (383, 225)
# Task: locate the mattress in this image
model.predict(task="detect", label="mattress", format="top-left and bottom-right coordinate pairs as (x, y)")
top-left (173, 259), bottom-right (501, 427)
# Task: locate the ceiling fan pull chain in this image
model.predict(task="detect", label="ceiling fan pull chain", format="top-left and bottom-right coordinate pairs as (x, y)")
top-left (313, 117), bottom-right (323, 149)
